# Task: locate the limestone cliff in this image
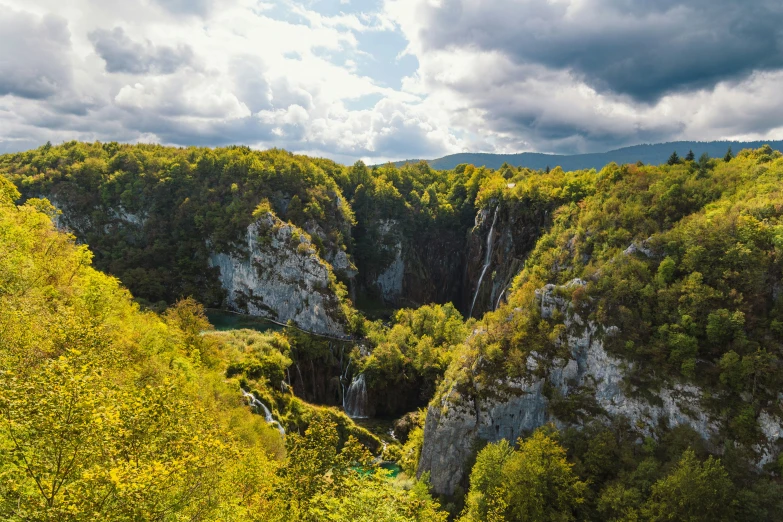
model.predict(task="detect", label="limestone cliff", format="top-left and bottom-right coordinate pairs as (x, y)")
top-left (463, 200), bottom-right (551, 318)
top-left (50, 195), bottom-right (146, 238)
top-left (302, 217), bottom-right (358, 281)
top-left (373, 220), bottom-right (405, 302)
top-left (209, 212), bottom-right (347, 337)
top-left (418, 279), bottom-right (783, 495)
top-left (357, 218), bottom-right (465, 308)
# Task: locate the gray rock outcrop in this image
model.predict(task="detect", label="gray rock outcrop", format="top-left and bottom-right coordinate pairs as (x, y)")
top-left (208, 212), bottom-right (347, 337)
top-left (418, 279), bottom-right (783, 495)
top-left (463, 202), bottom-right (550, 316)
top-left (374, 219), bottom-right (404, 301)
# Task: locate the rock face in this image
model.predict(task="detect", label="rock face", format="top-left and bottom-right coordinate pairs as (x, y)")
top-left (354, 217), bottom-right (466, 308)
top-left (418, 279), bottom-right (783, 495)
top-left (374, 220), bottom-right (405, 302)
top-left (463, 202), bottom-right (551, 317)
top-left (303, 218), bottom-right (358, 280)
top-left (49, 196), bottom-right (146, 238)
top-left (208, 212), bottom-right (347, 337)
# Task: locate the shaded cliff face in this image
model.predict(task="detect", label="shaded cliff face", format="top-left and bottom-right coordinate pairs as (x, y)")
top-left (417, 280), bottom-right (783, 495)
top-left (353, 200), bottom-right (549, 316)
top-left (463, 200), bottom-right (551, 318)
top-left (371, 220), bottom-right (405, 302)
top-left (9, 144), bottom-right (357, 309)
top-left (402, 224), bottom-right (467, 307)
top-left (355, 218), bottom-right (467, 309)
top-left (209, 212), bottom-right (348, 337)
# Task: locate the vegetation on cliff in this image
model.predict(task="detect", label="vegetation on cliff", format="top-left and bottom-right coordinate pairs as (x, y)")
top-left (0, 177), bottom-right (445, 520)
top-left (425, 146), bottom-right (783, 519)
top-left (1, 142), bottom-right (354, 307)
top-left (5, 142), bottom-right (783, 520)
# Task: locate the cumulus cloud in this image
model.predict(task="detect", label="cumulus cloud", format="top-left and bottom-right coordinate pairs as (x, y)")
top-left (390, 0), bottom-right (783, 102)
top-left (2, 0), bottom-right (783, 161)
top-left (230, 56), bottom-right (272, 112)
top-left (0, 10), bottom-right (72, 99)
top-left (115, 79), bottom-right (250, 119)
top-left (263, 97), bottom-right (460, 160)
top-left (385, 0), bottom-right (783, 153)
top-left (89, 27), bottom-right (194, 74)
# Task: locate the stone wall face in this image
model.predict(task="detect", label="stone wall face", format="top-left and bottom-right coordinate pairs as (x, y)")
top-left (418, 279), bottom-right (783, 495)
top-left (209, 212), bottom-right (346, 337)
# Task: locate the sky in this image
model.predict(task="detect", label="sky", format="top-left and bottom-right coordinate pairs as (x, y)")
top-left (2, 0), bottom-right (783, 163)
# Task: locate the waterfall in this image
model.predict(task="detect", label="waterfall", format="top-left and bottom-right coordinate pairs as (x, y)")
top-left (494, 282), bottom-right (511, 311)
top-left (494, 287), bottom-right (505, 311)
top-left (341, 359), bottom-right (352, 405)
top-left (469, 206), bottom-right (500, 318)
top-left (241, 389), bottom-right (285, 437)
top-left (343, 374), bottom-right (369, 419)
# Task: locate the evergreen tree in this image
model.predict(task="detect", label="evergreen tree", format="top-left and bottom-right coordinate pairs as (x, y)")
top-left (685, 149), bottom-right (695, 162)
top-left (725, 146), bottom-right (734, 162)
top-left (667, 151), bottom-right (681, 165)
top-left (698, 152), bottom-right (711, 171)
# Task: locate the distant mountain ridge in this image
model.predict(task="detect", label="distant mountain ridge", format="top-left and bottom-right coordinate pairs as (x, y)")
top-left (393, 140), bottom-right (783, 171)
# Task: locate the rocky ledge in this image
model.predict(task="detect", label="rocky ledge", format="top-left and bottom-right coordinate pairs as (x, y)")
top-left (417, 279), bottom-right (783, 495)
top-left (209, 211), bottom-right (347, 337)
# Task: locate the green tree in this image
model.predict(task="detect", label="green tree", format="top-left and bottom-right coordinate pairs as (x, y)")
top-left (641, 449), bottom-right (734, 522)
top-left (461, 439), bottom-right (514, 522)
top-left (697, 152), bottom-right (711, 173)
top-left (461, 428), bottom-right (586, 522)
top-left (667, 151), bottom-right (681, 165)
top-left (597, 483), bottom-right (643, 521)
top-left (655, 257), bottom-right (676, 286)
top-left (685, 150), bottom-right (695, 162)
top-left (724, 147), bottom-right (733, 162)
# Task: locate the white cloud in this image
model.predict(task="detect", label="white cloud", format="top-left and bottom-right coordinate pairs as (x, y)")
top-left (2, 0), bottom-right (782, 161)
top-left (0, 9), bottom-right (73, 99)
top-left (384, 0), bottom-right (783, 154)
top-left (0, 0), bottom-right (463, 162)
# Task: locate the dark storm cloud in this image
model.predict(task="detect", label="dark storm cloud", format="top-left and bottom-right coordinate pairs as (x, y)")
top-left (122, 111), bottom-right (276, 147)
top-left (89, 27), bottom-right (194, 75)
top-left (484, 97), bottom-right (683, 154)
top-left (0, 139), bottom-right (42, 154)
top-left (416, 0), bottom-right (783, 101)
top-left (0, 10), bottom-right (72, 99)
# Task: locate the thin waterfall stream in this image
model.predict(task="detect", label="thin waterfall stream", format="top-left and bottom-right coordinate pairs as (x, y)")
top-left (469, 206), bottom-right (499, 318)
top-left (241, 389), bottom-right (285, 436)
top-left (494, 281), bottom-right (512, 311)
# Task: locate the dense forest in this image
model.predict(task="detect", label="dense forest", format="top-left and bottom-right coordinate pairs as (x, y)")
top-left (395, 140), bottom-right (783, 171)
top-left (3, 142), bottom-right (783, 520)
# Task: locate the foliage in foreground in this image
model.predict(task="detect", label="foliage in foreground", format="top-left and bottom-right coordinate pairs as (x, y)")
top-left (460, 428), bottom-right (587, 522)
top-left (0, 177), bottom-right (444, 520)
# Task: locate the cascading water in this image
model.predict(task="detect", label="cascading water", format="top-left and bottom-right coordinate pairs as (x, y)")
top-left (241, 389), bottom-right (285, 437)
top-left (341, 359), bottom-right (352, 405)
top-left (469, 206), bottom-right (500, 318)
top-left (494, 281), bottom-right (512, 311)
top-left (343, 373), bottom-right (369, 419)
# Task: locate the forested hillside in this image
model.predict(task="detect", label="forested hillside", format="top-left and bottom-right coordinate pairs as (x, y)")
top-left (395, 140), bottom-right (783, 171)
top-left (1, 142), bottom-right (487, 316)
top-left (417, 145), bottom-right (783, 520)
top-left (4, 142), bottom-right (783, 520)
top-left (0, 175), bottom-right (445, 521)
